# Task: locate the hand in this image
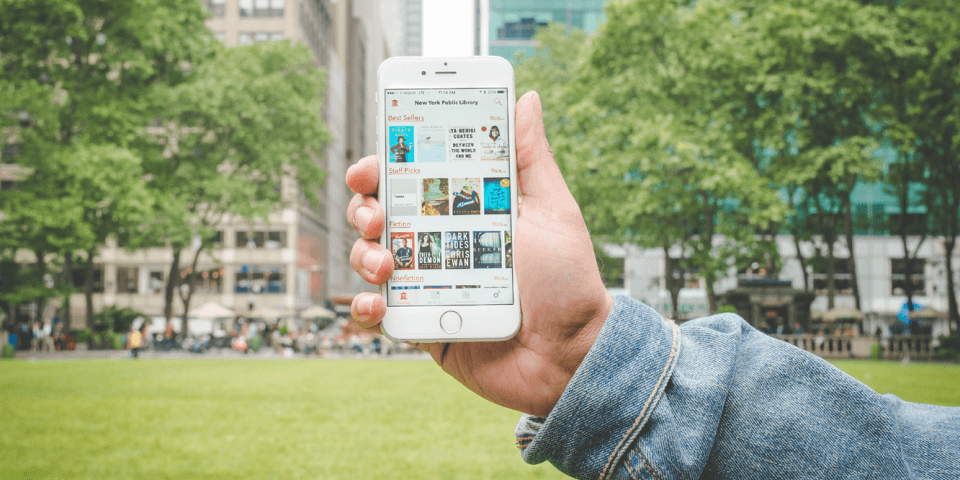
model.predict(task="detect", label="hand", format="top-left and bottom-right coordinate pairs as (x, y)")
top-left (345, 92), bottom-right (613, 417)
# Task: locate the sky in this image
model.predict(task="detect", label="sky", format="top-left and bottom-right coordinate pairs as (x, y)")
top-left (421, 0), bottom-right (474, 56)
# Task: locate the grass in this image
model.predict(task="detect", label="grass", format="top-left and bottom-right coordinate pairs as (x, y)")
top-left (829, 360), bottom-right (960, 406)
top-left (1, 358), bottom-right (958, 479)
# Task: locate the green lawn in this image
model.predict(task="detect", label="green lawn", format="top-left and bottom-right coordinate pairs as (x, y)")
top-left (1, 359), bottom-right (958, 479)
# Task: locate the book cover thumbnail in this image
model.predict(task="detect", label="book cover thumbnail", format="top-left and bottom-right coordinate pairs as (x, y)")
top-left (391, 231), bottom-right (415, 270)
top-left (389, 126), bottom-right (414, 163)
top-left (480, 124), bottom-right (509, 161)
top-left (504, 231), bottom-right (513, 268)
top-left (451, 178), bottom-right (482, 215)
top-left (390, 177), bottom-right (418, 216)
top-left (421, 178), bottom-right (449, 216)
top-left (483, 177), bottom-right (511, 215)
top-left (417, 126), bottom-right (446, 162)
top-left (473, 231), bottom-right (502, 269)
top-left (444, 231), bottom-right (471, 269)
top-left (417, 232), bottom-right (442, 269)
top-left (448, 126), bottom-right (477, 160)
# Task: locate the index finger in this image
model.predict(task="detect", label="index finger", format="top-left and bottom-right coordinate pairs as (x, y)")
top-left (346, 155), bottom-right (379, 196)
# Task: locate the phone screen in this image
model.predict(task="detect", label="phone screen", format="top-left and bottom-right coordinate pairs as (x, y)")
top-left (383, 88), bottom-right (514, 307)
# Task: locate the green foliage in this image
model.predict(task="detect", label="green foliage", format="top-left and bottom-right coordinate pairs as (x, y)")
top-left (515, 0), bottom-right (959, 316)
top-left (717, 305), bottom-right (738, 314)
top-left (73, 328), bottom-right (93, 344)
top-left (92, 306), bottom-right (145, 333)
top-left (278, 325), bottom-right (289, 336)
top-left (248, 334), bottom-right (261, 352)
top-left (110, 332), bottom-right (124, 350)
top-left (1, 343), bottom-right (13, 359)
top-left (0, 0), bottom-right (216, 324)
top-left (936, 336), bottom-right (960, 362)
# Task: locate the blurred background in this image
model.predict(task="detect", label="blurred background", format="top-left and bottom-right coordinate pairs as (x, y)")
top-left (1, 0), bottom-right (959, 477)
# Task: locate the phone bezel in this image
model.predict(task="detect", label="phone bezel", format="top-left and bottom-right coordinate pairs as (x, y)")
top-left (376, 56), bottom-right (521, 343)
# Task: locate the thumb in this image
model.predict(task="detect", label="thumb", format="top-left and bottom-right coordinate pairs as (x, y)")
top-left (515, 91), bottom-right (572, 201)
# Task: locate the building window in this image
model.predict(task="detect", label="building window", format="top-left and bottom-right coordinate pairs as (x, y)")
top-left (812, 258), bottom-right (852, 295)
top-left (215, 31), bottom-right (225, 42)
top-left (235, 265), bottom-right (286, 294)
top-left (891, 258), bottom-right (925, 295)
top-left (239, 31), bottom-right (283, 44)
top-left (498, 18), bottom-right (548, 40)
top-left (204, 0), bottom-right (225, 18)
top-left (72, 266), bottom-right (105, 293)
top-left (240, 0), bottom-right (285, 18)
top-left (116, 267), bottom-right (139, 294)
top-left (148, 269), bottom-right (165, 295)
top-left (236, 230), bottom-right (287, 249)
top-left (182, 267), bottom-right (224, 294)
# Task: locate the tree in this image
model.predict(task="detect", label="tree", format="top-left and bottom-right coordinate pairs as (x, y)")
top-left (516, 0), bottom-right (785, 315)
top-left (0, 0), bottom-right (215, 328)
top-left (874, 1), bottom-right (960, 333)
top-left (138, 41), bottom-right (331, 332)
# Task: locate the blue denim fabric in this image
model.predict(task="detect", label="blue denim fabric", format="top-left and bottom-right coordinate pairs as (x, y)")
top-left (516, 295), bottom-right (960, 479)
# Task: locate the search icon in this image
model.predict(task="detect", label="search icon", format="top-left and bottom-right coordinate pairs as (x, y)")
top-left (494, 98), bottom-right (502, 105)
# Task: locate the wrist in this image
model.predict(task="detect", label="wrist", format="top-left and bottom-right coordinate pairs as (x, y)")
top-left (535, 292), bottom-right (614, 417)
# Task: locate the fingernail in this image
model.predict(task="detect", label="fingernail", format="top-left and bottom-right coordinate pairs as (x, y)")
top-left (362, 249), bottom-right (386, 274)
top-left (357, 296), bottom-right (374, 317)
top-left (354, 206), bottom-right (372, 232)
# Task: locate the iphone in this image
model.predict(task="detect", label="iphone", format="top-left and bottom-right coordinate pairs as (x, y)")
top-left (376, 56), bottom-right (521, 342)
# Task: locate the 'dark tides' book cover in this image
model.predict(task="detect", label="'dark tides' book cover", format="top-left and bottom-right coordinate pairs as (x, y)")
top-left (444, 231), bottom-right (471, 269)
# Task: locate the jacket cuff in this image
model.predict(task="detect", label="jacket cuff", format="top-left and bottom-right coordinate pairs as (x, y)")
top-left (515, 295), bottom-right (680, 479)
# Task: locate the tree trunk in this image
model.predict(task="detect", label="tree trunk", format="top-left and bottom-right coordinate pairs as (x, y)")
top-left (63, 252), bottom-right (73, 331)
top-left (84, 249), bottom-right (96, 329)
top-left (664, 248), bottom-right (682, 321)
top-left (177, 243), bottom-right (206, 340)
top-left (826, 237), bottom-right (836, 310)
top-left (164, 248), bottom-right (183, 333)
top-left (792, 232), bottom-right (809, 291)
top-left (946, 237), bottom-right (958, 335)
top-left (33, 249), bottom-right (47, 325)
top-left (842, 195), bottom-right (862, 311)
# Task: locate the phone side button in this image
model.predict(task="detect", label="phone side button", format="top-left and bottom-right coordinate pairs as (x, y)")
top-left (439, 311), bottom-right (462, 334)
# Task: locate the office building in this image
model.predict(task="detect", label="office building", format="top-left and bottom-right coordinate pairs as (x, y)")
top-left (484, 0), bottom-right (609, 61)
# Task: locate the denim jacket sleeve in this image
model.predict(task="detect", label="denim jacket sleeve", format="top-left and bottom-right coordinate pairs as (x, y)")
top-left (515, 295), bottom-right (960, 480)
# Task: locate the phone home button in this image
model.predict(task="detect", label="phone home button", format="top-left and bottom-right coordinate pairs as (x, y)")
top-left (439, 311), bottom-right (462, 334)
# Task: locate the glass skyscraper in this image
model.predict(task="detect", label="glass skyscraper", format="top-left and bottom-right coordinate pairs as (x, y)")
top-left (487, 0), bottom-right (609, 62)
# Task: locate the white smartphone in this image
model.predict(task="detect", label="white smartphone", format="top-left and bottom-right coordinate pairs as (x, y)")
top-left (376, 56), bottom-right (521, 343)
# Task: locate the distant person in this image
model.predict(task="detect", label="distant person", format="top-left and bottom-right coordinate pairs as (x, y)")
top-left (30, 322), bottom-right (41, 352)
top-left (41, 319), bottom-right (54, 352)
top-left (344, 91), bottom-right (960, 479)
top-left (127, 326), bottom-right (144, 359)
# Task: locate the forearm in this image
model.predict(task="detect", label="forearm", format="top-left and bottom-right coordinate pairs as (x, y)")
top-left (517, 296), bottom-right (960, 480)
